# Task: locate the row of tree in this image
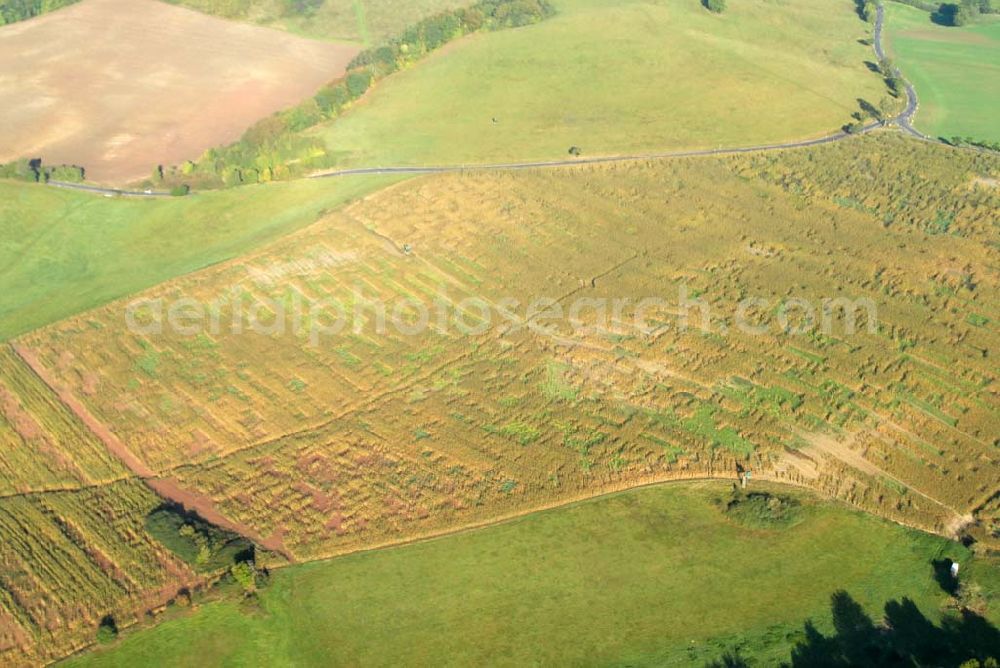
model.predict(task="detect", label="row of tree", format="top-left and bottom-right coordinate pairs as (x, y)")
top-left (0, 158), bottom-right (84, 183)
top-left (891, 0), bottom-right (998, 25)
top-left (944, 136), bottom-right (1000, 151)
top-left (0, 0), bottom-right (77, 25)
top-left (857, 0), bottom-right (878, 22)
top-left (158, 0), bottom-right (556, 189)
top-left (934, 0), bottom-right (997, 25)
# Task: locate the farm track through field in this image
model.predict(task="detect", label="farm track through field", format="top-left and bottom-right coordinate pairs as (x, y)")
top-left (0, 340), bottom-right (965, 557)
top-left (7, 343), bottom-right (296, 559)
top-left (799, 429), bottom-right (966, 527)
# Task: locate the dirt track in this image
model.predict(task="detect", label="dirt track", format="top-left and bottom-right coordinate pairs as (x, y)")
top-left (0, 0), bottom-right (357, 184)
top-left (11, 343), bottom-right (294, 560)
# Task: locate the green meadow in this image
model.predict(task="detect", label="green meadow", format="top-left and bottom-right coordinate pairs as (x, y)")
top-left (311, 0), bottom-right (886, 169)
top-left (0, 176), bottom-right (401, 340)
top-left (885, 2), bottom-right (1000, 142)
top-left (64, 482), bottom-right (981, 667)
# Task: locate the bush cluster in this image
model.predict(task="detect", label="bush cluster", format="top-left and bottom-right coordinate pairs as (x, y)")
top-left (145, 504), bottom-right (254, 573)
top-left (933, 0), bottom-right (996, 25)
top-left (892, 0), bottom-right (998, 25)
top-left (0, 0), bottom-right (78, 25)
top-left (857, 0), bottom-right (878, 21)
top-left (945, 136), bottom-right (1000, 152)
top-left (723, 486), bottom-right (802, 528)
top-left (0, 158), bottom-right (85, 183)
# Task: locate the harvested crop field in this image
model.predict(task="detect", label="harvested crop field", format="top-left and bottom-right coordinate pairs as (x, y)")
top-left (0, 0), bottom-right (358, 183)
top-left (13, 135), bottom-right (999, 569)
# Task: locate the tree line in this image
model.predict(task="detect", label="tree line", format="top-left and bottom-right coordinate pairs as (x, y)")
top-left (891, 0), bottom-right (997, 25)
top-left (0, 0), bottom-right (78, 25)
top-left (944, 136), bottom-right (1000, 152)
top-left (0, 158), bottom-right (84, 183)
top-left (934, 0), bottom-right (997, 25)
top-left (156, 0), bottom-right (556, 189)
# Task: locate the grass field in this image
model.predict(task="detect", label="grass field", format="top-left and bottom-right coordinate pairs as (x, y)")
top-left (0, 0), bottom-right (357, 183)
top-left (885, 2), bottom-right (1000, 142)
top-left (308, 0), bottom-right (888, 169)
top-left (0, 174), bottom-right (401, 340)
top-left (61, 482), bottom-right (987, 667)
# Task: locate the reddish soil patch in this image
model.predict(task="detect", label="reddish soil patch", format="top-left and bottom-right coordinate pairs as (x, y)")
top-left (12, 344), bottom-right (155, 477)
top-left (0, 0), bottom-right (358, 184)
top-left (147, 477), bottom-right (293, 560)
top-left (11, 343), bottom-right (294, 560)
top-left (0, 385), bottom-right (43, 441)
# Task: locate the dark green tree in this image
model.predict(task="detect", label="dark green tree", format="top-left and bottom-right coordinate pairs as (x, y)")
top-left (96, 616), bottom-right (118, 644)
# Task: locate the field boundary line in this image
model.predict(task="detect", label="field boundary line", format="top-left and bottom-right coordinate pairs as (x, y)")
top-left (7, 342), bottom-right (295, 560)
top-left (10, 343), bottom-right (156, 477)
top-left (261, 469), bottom-right (950, 574)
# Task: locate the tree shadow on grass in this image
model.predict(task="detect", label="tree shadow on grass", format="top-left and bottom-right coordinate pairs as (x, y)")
top-left (706, 590), bottom-right (1000, 667)
top-left (705, 651), bottom-right (749, 668)
top-left (932, 558), bottom-right (960, 595)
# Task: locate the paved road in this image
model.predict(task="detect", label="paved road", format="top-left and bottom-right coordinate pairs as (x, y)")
top-left (309, 129), bottom-right (872, 179)
top-left (874, 3), bottom-right (888, 60)
top-left (47, 180), bottom-right (171, 198)
top-left (874, 3), bottom-right (929, 140)
top-left (46, 3), bottom-right (933, 195)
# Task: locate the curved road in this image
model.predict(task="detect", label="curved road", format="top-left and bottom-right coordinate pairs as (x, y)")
top-left (873, 3), bottom-right (927, 140)
top-left (48, 3), bottom-right (930, 196)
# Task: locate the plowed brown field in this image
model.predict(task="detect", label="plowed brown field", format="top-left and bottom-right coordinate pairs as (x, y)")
top-left (0, 0), bottom-right (357, 183)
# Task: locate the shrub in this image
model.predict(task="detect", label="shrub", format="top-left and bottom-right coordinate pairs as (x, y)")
top-left (934, 2), bottom-right (975, 25)
top-left (0, 158), bottom-right (85, 183)
top-left (0, 158), bottom-right (41, 182)
top-left (170, 184), bottom-right (191, 196)
top-left (844, 120), bottom-right (867, 134)
top-left (145, 504), bottom-right (252, 571)
top-left (703, 0), bottom-right (726, 13)
top-left (724, 487), bottom-right (802, 528)
top-left (230, 561), bottom-right (258, 593)
top-left (315, 83), bottom-right (351, 114)
top-left (0, 0), bottom-right (79, 26)
top-left (346, 70), bottom-right (374, 98)
top-left (46, 164), bottom-right (85, 182)
top-left (95, 616), bottom-right (118, 644)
